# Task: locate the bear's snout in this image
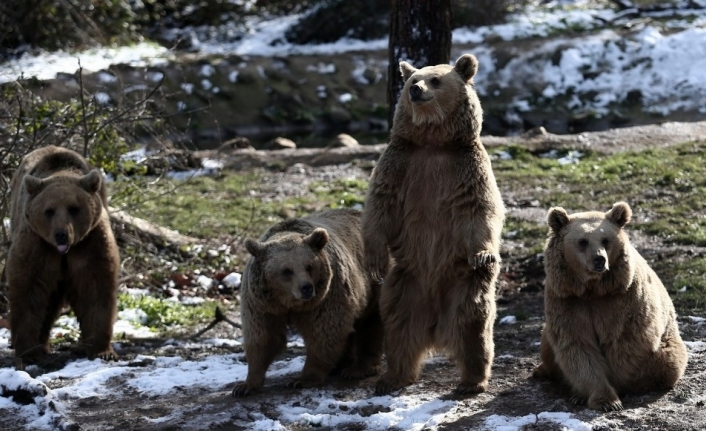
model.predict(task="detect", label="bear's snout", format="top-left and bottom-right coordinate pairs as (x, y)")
top-left (592, 255), bottom-right (607, 272)
top-left (300, 282), bottom-right (314, 300)
top-left (55, 230), bottom-right (70, 254)
top-left (409, 84), bottom-right (423, 101)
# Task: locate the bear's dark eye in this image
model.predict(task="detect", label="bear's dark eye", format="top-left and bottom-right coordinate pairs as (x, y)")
top-left (68, 206), bottom-right (80, 216)
top-left (601, 238), bottom-right (609, 247)
top-left (305, 264), bottom-right (313, 274)
top-left (578, 238), bottom-right (589, 247)
top-left (282, 268), bottom-right (293, 277)
top-left (45, 208), bottom-right (55, 218)
top-left (430, 77), bottom-right (440, 87)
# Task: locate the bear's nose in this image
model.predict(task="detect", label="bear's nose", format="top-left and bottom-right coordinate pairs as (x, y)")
top-left (300, 282), bottom-right (314, 300)
top-left (409, 84), bottom-right (422, 101)
top-left (593, 255), bottom-right (606, 270)
top-left (55, 231), bottom-right (68, 245)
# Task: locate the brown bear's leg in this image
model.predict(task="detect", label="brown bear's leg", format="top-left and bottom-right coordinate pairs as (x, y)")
top-left (632, 334), bottom-right (688, 394)
top-left (533, 331), bottom-right (564, 382)
top-left (232, 313), bottom-right (287, 397)
top-left (67, 271), bottom-right (118, 361)
top-left (440, 268), bottom-right (497, 395)
top-left (7, 271), bottom-right (59, 361)
top-left (342, 301), bottom-right (384, 380)
top-left (375, 265), bottom-right (431, 395)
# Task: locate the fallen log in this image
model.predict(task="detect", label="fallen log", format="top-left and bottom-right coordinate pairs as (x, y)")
top-left (194, 121), bottom-right (706, 170)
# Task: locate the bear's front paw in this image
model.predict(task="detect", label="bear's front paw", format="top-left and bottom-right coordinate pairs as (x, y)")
top-left (454, 380), bottom-right (487, 395)
top-left (92, 348), bottom-right (118, 361)
top-left (286, 377), bottom-right (321, 389)
top-left (471, 250), bottom-right (498, 270)
top-left (374, 373), bottom-right (410, 395)
top-left (341, 364), bottom-right (381, 380)
top-left (570, 395), bottom-right (587, 406)
top-left (231, 382), bottom-right (259, 397)
top-left (588, 394), bottom-right (623, 412)
top-left (365, 250), bottom-right (389, 282)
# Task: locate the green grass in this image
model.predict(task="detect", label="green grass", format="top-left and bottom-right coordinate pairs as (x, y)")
top-left (110, 172), bottom-right (369, 240)
top-left (493, 140), bottom-right (706, 247)
top-left (118, 293), bottom-right (217, 330)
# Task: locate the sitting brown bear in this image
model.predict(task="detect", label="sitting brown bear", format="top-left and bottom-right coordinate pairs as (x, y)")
top-left (7, 146), bottom-right (120, 362)
top-left (232, 208), bottom-right (384, 396)
top-left (534, 202), bottom-right (688, 411)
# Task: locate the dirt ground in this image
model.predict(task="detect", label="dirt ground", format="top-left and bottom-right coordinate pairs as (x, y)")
top-left (2, 121), bottom-right (706, 430)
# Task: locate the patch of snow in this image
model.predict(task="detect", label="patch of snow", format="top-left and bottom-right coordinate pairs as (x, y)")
top-left (338, 93), bottom-right (353, 103)
top-left (0, 43), bottom-right (171, 84)
top-left (557, 150), bottom-right (583, 165)
top-left (0, 328), bottom-right (10, 349)
top-left (177, 101), bottom-right (188, 112)
top-left (685, 341), bottom-right (706, 353)
top-left (221, 272), bottom-right (242, 289)
top-left (120, 146), bottom-right (148, 163)
top-left (499, 315), bottom-right (517, 325)
top-left (493, 150), bottom-right (513, 161)
top-left (201, 79), bottom-right (213, 90)
top-left (687, 316), bottom-right (706, 324)
top-left (97, 71), bottom-right (117, 83)
top-left (181, 82), bottom-right (194, 94)
top-left (180, 296), bottom-right (206, 305)
top-left (199, 64), bottom-right (216, 77)
top-left (146, 70), bottom-right (164, 82)
top-left (228, 70), bottom-right (239, 83)
top-left (118, 308), bottom-right (148, 325)
top-left (306, 62), bottom-right (336, 74)
top-left (94, 92), bottom-right (111, 105)
top-left (484, 412), bottom-right (594, 431)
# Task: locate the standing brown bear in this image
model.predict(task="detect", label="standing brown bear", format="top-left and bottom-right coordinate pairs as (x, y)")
top-left (7, 146), bottom-right (120, 362)
top-left (534, 202), bottom-right (688, 411)
top-left (232, 209), bottom-right (384, 396)
top-left (363, 54), bottom-right (505, 395)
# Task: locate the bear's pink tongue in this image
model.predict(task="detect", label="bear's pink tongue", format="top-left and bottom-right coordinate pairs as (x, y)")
top-left (57, 245), bottom-right (69, 254)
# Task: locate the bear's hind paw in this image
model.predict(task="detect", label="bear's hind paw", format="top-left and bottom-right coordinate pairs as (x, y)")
top-left (231, 383), bottom-right (258, 397)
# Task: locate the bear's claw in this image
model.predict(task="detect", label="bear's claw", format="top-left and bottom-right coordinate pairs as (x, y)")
top-left (454, 381), bottom-right (487, 395)
top-left (231, 383), bottom-right (257, 397)
top-left (570, 395), bottom-right (587, 405)
top-left (472, 251), bottom-right (497, 270)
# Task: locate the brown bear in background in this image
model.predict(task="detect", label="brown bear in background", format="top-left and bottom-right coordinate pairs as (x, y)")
top-left (534, 202), bottom-right (688, 411)
top-left (362, 54), bottom-right (505, 395)
top-left (231, 208), bottom-right (384, 396)
top-left (7, 146), bottom-right (120, 363)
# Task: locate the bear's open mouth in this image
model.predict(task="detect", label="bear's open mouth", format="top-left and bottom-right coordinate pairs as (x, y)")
top-left (57, 245), bottom-right (69, 254)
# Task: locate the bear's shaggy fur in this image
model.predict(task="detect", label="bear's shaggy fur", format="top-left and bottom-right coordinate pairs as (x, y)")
top-left (534, 202), bottom-right (688, 411)
top-left (7, 146), bottom-right (120, 362)
top-left (362, 54), bottom-right (505, 395)
top-left (231, 209), bottom-right (384, 396)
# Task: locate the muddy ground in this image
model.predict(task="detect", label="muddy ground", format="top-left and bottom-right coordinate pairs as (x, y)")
top-left (2, 121), bottom-right (706, 430)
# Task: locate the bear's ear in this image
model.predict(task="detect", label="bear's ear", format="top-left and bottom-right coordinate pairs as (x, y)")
top-left (23, 175), bottom-right (45, 196)
top-left (78, 170), bottom-right (102, 194)
top-left (454, 54), bottom-right (479, 83)
top-left (547, 207), bottom-right (570, 232)
top-left (399, 61), bottom-right (417, 82)
top-left (244, 238), bottom-right (266, 258)
top-left (303, 228), bottom-right (329, 252)
top-left (606, 201), bottom-right (632, 228)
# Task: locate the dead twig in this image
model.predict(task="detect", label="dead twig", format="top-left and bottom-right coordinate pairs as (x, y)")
top-left (191, 306), bottom-right (241, 340)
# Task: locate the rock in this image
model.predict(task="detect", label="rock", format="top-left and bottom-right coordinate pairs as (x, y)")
top-left (327, 106), bottom-right (352, 125)
top-left (522, 126), bottom-right (548, 138)
top-left (329, 133), bottom-right (359, 148)
top-left (219, 137), bottom-right (254, 152)
top-left (267, 137), bottom-right (297, 150)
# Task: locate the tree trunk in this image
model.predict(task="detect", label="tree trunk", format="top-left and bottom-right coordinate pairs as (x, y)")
top-left (387, 0), bottom-right (452, 128)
